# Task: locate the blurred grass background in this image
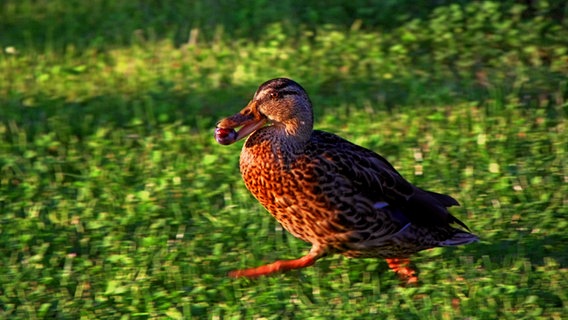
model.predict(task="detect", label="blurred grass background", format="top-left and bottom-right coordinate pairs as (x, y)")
top-left (0, 0), bottom-right (567, 319)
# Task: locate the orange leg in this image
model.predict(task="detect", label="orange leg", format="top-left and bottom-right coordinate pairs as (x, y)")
top-left (229, 254), bottom-right (318, 278)
top-left (385, 258), bottom-right (418, 284)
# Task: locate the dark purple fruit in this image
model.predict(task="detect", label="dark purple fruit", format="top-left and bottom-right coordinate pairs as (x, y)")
top-left (215, 127), bottom-right (237, 145)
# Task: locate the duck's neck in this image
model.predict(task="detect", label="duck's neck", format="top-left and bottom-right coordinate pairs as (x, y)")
top-left (282, 118), bottom-right (312, 143)
top-left (242, 124), bottom-right (311, 166)
top-left (268, 124), bottom-right (310, 156)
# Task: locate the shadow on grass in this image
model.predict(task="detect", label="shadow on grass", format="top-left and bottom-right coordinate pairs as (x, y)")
top-left (0, 78), bottom-right (435, 142)
top-left (0, 84), bottom-right (251, 141)
top-left (470, 235), bottom-right (568, 267)
top-left (1, 0), bottom-right (515, 54)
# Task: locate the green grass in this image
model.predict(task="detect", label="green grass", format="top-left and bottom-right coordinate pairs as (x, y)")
top-left (1, 1), bottom-right (567, 319)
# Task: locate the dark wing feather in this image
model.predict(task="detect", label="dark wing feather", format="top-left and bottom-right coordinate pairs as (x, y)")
top-left (309, 130), bottom-right (468, 229)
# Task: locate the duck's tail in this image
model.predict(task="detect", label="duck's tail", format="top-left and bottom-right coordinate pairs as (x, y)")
top-left (439, 230), bottom-right (479, 246)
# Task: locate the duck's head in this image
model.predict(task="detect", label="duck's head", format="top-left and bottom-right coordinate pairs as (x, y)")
top-left (215, 78), bottom-right (314, 145)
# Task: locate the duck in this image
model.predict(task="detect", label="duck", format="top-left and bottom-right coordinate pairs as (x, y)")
top-left (215, 78), bottom-right (478, 283)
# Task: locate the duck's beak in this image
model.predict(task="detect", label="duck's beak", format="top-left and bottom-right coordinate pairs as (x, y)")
top-left (215, 100), bottom-right (268, 145)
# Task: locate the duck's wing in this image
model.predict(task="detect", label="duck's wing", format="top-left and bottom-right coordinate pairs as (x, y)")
top-left (308, 130), bottom-right (470, 231)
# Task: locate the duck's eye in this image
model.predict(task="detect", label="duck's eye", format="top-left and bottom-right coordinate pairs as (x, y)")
top-left (269, 91), bottom-right (279, 99)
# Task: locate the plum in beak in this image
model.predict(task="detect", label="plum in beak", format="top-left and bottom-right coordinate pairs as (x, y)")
top-left (215, 101), bottom-right (268, 145)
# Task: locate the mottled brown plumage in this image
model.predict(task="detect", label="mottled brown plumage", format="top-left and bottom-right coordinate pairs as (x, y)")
top-left (215, 78), bottom-right (478, 283)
